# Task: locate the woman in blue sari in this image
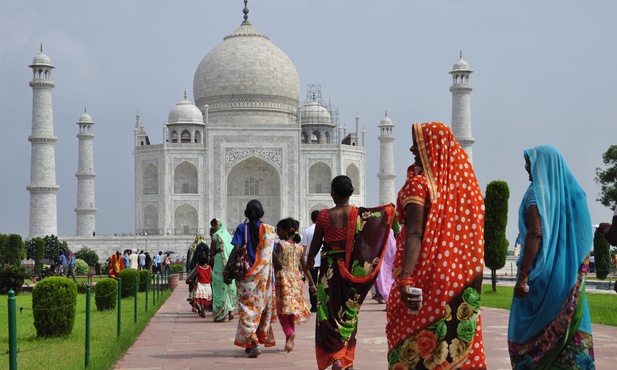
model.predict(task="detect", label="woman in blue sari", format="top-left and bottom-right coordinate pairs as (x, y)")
top-left (508, 146), bottom-right (594, 369)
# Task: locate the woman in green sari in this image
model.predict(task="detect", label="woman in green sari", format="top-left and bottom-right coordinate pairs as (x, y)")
top-left (209, 218), bottom-right (237, 322)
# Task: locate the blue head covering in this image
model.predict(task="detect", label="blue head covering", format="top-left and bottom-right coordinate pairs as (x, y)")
top-left (508, 145), bottom-right (593, 343)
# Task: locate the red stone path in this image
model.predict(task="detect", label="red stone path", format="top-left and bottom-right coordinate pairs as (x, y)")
top-left (115, 285), bottom-right (617, 369)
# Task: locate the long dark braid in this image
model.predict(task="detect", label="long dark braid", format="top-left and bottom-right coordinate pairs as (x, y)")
top-left (244, 199), bottom-right (264, 247)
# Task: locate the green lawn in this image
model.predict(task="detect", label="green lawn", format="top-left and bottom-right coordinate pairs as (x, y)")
top-left (482, 284), bottom-right (617, 326)
top-left (0, 287), bottom-right (171, 370)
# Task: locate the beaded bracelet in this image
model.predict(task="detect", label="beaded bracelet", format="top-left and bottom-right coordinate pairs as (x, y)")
top-left (519, 266), bottom-right (531, 277)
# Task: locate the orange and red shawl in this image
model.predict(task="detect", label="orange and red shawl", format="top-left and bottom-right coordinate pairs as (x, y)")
top-left (386, 122), bottom-right (486, 369)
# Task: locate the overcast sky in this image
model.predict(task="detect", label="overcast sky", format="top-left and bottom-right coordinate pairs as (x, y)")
top-left (1, 1), bottom-right (615, 246)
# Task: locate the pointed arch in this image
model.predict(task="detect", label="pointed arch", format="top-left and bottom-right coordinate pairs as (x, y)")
top-left (174, 161), bottom-right (198, 194)
top-left (174, 203), bottom-right (198, 235)
top-left (171, 131), bottom-right (178, 143)
top-left (181, 130), bottom-right (191, 143)
top-left (194, 130), bottom-right (202, 143)
top-left (227, 157), bottom-right (281, 226)
top-left (143, 204), bottom-right (159, 235)
top-left (143, 163), bottom-right (159, 195)
top-left (346, 163), bottom-right (361, 195)
top-left (309, 162), bottom-right (331, 194)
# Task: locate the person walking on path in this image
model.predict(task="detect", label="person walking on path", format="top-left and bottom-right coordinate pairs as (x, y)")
top-left (386, 122), bottom-right (486, 369)
top-left (307, 175), bottom-right (394, 370)
top-left (229, 199), bottom-right (278, 358)
top-left (138, 250), bottom-right (146, 270)
top-left (208, 218), bottom-right (237, 322)
top-left (508, 145), bottom-right (595, 368)
top-left (59, 252), bottom-right (67, 276)
top-left (274, 217), bottom-right (315, 353)
top-left (302, 210), bottom-right (322, 312)
top-left (185, 252), bottom-right (213, 317)
top-left (66, 249), bottom-right (77, 283)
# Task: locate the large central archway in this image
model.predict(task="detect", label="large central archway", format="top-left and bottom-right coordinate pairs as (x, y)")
top-left (227, 157), bottom-right (281, 227)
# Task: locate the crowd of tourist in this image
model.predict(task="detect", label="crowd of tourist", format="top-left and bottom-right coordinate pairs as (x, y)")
top-left (116, 121), bottom-right (617, 369)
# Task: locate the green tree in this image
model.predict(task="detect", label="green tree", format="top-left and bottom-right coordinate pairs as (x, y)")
top-left (595, 145), bottom-right (617, 209)
top-left (75, 247), bottom-right (99, 267)
top-left (594, 228), bottom-right (611, 280)
top-left (484, 180), bottom-right (510, 293)
top-left (0, 234), bottom-right (26, 267)
top-left (25, 238), bottom-right (46, 274)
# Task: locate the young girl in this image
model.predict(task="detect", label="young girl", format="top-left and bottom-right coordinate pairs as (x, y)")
top-left (274, 217), bottom-right (316, 352)
top-left (185, 252), bottom-right (212, 318)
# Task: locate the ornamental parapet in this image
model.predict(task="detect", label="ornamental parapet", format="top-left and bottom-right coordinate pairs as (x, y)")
top-left (27, 185), bottom-right (59, 193)
top-left (28, 135), bottom-right (58, 143)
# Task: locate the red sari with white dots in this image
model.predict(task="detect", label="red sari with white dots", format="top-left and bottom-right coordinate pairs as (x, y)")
top-left (386, 122), bottom-right (486, 370)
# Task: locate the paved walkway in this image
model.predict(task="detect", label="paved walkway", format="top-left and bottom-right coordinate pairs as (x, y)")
top-left (115, 284), bottom-right (617, 370)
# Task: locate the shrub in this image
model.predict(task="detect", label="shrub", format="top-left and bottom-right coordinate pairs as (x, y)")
top-left (170, 264), bottom-right (183, 274)
top-left (138, 270), bottom-right (150, 292)
top-left (32, 277), bottom-right (77, 337)
top-left (594, 228), bottom-right (611, 280)
top-left (0, 265), bottom-right (29, 295)
top-left (76, 281), bottom-right (90, 294)
top-left (94, 278), bottom-right (117, 311)
top-left (75, 247), bottom-right (99, 267)
top-left (75, 259), bottom-right (89, 275)
top-left (0, 234), bottom-right (26, 267)
top-left (118, 269), bottom-right (140, 298)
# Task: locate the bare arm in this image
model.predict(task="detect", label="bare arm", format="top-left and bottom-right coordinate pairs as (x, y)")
top-left (514, 204), bottom-right (542, 298)
top-left (299, 257), bottom-right (317, 295)
top-left (185, 267), bottom-right (197, 283)
top-left (398, 202), bottom-right (427, 311)
top-left (272, 244), bottom-right (283, 270)
top-left (307, 225), bottom-right (324, 269)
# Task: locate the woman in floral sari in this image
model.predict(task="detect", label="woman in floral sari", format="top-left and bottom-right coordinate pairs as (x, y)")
top-left (229, 199), bottom-right (277, 358)
top-left (508, 146), bottom-right (594, 369)
top-left (108, 251), bottom-right (124, 279)
top-left (386, 122), bottom-right (486, 369)
top-left (307, 175), bottom-right (395, 370)
top-left (209, 218), bottom-right (237, 322)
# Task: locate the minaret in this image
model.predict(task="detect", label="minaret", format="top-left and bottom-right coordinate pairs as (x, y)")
top-left (75, 109), bottom-right (97, 237)
top-left (378, 112), bottom-right (396, 205)
top-left (27, 45), bottom-right (59, 238)
top-left (449, 52), bottom-right (475, 162)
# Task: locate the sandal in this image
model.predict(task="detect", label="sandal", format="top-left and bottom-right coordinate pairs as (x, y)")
top-left (228, 312), bottom-right (234, 320)
top-left (247, 347), bottom-right (261, 358)
top-left (332, 360), bottom-right (343, 370)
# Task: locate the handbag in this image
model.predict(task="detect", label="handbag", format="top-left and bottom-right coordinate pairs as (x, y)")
top-left (223, 224), bottom-right (251, 284)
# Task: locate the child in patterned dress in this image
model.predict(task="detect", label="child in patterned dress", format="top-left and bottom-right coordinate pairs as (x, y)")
top-left (274, 217), bottom-right (317, 352)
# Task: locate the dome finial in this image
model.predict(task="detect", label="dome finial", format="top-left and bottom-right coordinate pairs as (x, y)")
top-left (84, 107), bottom-right (87, 113)
top-left (243, 0), bottom-right (249, 22)
top-left (385, 110), bottom-right (388, 117)
top-left (460, 50), bottom-right (463, 59)
top-left (184, 88), bottom-right (187, 100)
top-left (40, 43), bottom-right (43, 52)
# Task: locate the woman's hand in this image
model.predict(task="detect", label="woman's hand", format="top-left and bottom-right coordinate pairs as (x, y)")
top-left (514, 275), bottom-right (529, 298)
top-left (306, 257), bottom-right (315, 269)
top-left (309, 285), bottom-right (317, 296)
top-left (399, 284), bottom-right (422, 312)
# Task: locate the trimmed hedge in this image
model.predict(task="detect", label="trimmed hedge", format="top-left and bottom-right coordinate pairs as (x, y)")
top-left (118, 269), bottom-right (140, 298)
top-left (32, 277), bottom-right (77, 337)
top-left (95, 278), bottom-right (118, 311)
top-left (0, 265), bottom-right (29, 295)
top-left (138, 270), bottom-right (150, 292)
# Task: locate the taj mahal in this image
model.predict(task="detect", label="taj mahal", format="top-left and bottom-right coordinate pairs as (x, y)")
top-left (26, 2), bottom-right (475, 258)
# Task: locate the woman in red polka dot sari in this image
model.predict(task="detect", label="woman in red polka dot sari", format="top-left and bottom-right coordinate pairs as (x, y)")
top-left (386, 122), bottom-right (486, 369)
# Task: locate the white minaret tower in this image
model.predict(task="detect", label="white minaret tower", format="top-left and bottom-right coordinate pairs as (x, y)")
top-left (28, 45), bottom-right (59, 238)
top-left (449, 52), bottom-right (475, 162)
top-left (378, 112), bottom-right (396, 205)
top-left (75, 109), bottom-right (97, 237)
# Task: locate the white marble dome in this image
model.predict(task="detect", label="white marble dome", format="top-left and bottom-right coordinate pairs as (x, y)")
top-left (193, 20), bottom-right (300, 124)
top-left (30, 51), bottom-right (54, 68)
top-left (78, 112), bottom-right (93, 124)
top-left (379, 115), bottom-right (393, 126)
top-left (452, 58), bottom-right (470, 71)
top-left (301, 101), bottom-right (332, 125)
top-left (168, 99), bottom-right (204, 125)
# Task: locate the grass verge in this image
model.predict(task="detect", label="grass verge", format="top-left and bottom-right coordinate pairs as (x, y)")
top-left (481, 284), bottom-right (617, 326)
top-left (0, 287), bottom-right (171, 370)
